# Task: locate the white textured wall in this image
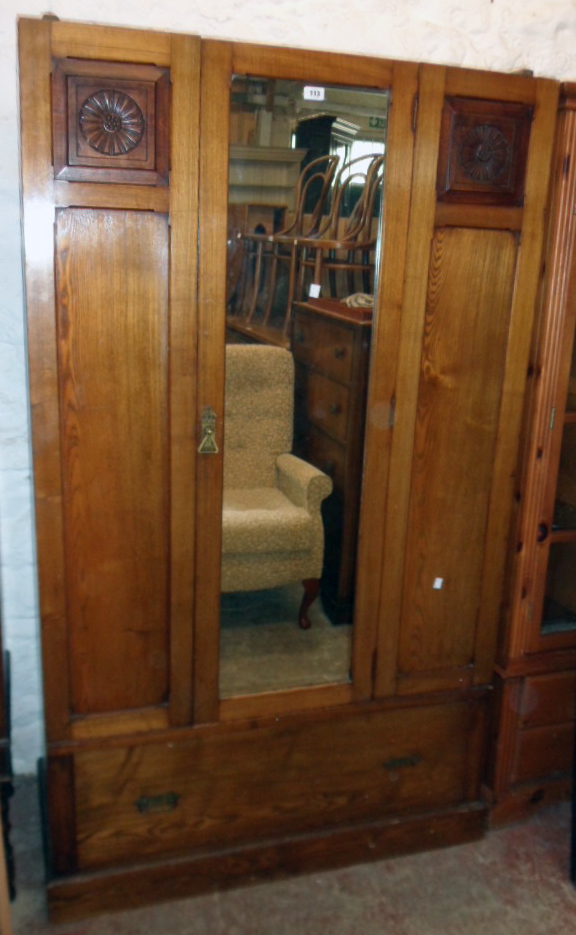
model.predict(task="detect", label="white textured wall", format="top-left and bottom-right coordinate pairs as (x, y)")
top-left (2, 0), bottom-right (576, 774)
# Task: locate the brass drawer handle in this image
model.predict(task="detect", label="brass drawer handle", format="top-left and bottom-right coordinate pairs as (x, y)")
top-left (334, 347), bottom-right (346, 359)
top-left (329, 404), bottom-right (342, 416)
top-left (135, 792), bottom-right (180, 814)
top-left (383, 754), bottom-right (422, 771)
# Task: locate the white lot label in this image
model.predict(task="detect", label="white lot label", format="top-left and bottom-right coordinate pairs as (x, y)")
top-left (303, 86), bottom-right (325, 101)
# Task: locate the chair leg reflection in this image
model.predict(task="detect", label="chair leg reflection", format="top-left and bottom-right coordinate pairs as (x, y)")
top-left (298, 578), bottom-right (320, 630)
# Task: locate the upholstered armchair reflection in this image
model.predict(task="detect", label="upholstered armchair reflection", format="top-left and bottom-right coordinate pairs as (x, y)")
top-left (221, 344), bottom-right (333, 628)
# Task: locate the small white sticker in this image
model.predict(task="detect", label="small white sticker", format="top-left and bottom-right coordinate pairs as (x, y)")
top-left (309, 283), bottom-right (321, 298)
top-left (303, 86), bottom-right (325, 102)
top-left (433, 577), bottom-right (444, 590)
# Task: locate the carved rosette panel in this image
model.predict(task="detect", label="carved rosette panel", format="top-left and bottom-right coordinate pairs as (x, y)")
top-left (78, 90), bottom-right (146, 156)
top-left (52, 59), bottom-right (169, 185)
top-left (437, 98), bottom-right (533, 205)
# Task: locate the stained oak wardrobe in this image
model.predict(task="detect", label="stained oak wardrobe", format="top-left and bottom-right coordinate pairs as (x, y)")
top-left (18, 16), bottom-right (558, 920)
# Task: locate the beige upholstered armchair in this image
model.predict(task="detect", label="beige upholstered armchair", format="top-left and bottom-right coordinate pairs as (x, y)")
top-left (221, 344), bottom-right (333, 628)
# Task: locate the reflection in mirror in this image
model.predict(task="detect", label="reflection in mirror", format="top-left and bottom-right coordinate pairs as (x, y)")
top-left (219, 76), bottom-right (389, 698)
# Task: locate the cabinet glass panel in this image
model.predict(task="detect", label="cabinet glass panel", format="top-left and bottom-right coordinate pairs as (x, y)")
top-left (553, 422), bottom-right (576, 530)
top-left (542, 541), bottom-right (576, 634)
top-left (219, 77), bottom-right (389, 698)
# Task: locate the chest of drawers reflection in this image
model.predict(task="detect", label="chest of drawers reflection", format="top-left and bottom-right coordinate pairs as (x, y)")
top-left (292, 298), bottom-right (372, 624)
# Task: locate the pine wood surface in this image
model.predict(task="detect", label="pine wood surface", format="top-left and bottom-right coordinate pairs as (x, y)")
top-left (398, 228), bottom-right (517, 675)
top-left (487, 86), bottom-right (576, 823)
top-left (53, 181), bottom-right (170, 213)
top-left (374, 63), bottom-right (447, 698)
top-left (472, 77), bottom-right (559, 684)
top-left (193, 39), bottom-right (231, 724)
top-left (70, 697), bottom-right (480, 870)
top-left (501, 101), bottom-right (576, 663)
top-left (56, 209), bottom-right (170, 715)
top-left (353, 59), bottom-right (419, 701)
top-left (46, 803), bottom-right (488, 923)
top-left (166, 33), bottom-right (202, 726)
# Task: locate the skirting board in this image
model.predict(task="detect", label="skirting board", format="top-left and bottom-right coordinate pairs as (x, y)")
top-left (47, 801), bottom-right (488, 922)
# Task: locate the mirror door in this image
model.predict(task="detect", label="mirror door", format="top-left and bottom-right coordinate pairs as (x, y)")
top-left (194, 42), bottom-right (396, 720)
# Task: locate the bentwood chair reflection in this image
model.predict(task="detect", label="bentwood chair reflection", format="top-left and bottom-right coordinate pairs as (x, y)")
top-left (232, 154), bottom-right (340, 335)
top-left (296, 153), bottom-right (385, 301)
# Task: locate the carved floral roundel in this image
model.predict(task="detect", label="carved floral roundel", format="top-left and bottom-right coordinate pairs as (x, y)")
top-left (458, 124), bottom-right (511, 183)
top-left (79, 89), bottom-right (145, 156)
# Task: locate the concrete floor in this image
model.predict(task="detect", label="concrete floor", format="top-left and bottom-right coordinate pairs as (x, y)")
top-left (9, 776), bottom-right (576, 934)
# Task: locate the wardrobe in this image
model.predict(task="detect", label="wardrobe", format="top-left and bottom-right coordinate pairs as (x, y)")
top-left (18, 16), bottom-right (558, 920)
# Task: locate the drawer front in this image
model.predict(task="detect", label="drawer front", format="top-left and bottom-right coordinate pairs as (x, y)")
top-left (520, 671), bottom-right (576, 729)
top-left (306, 372), bottom-right (350, 444)
top-left (69, 699), bottom-right (481, 871)
top-left (292, 311), bottom-right (354, 384)
top-left (305, 426), bottom-right (346, 494)
top-left (514, 723), bottom-right (574, 783)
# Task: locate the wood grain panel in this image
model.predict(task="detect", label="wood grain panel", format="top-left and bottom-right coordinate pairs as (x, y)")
top-left (352, 60), bottom-right (419, 701)
top-left (230, 41), bottom-right (393, 89)
top-left (473, 78), bottom-right (558, 681)
top-left (513, 722), bottom-right (573, 783)
top-left (50, 20), bottom-right (173, 67)
top-left (166, 34), bottom-right (201, 726)
top-left (48, 804), bottom-right (487, 923)
top-left (73, 699), bottom-right (474, 869)
top-left (372, 63), bottom-right (446, 697)
top-left (193, 41), bottom-right (232, 723)
top-left (54, 181), bottom-right (170, 213)
top-left (519, 670), bottom-right (576, 729)
top-left (398, 228), bottom-right (517, 674)
top-left (44, 755), bottom-right (78, 875)
top-left (55, 209), bottom-right (170, 715)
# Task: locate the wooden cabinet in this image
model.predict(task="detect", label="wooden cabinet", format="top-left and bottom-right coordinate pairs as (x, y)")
top-left (488, 86), bottom-right (576, 824)
top-left (18, 17), bottom-right (559, 920)
top-left (292, 298), bottom-right (372, 623)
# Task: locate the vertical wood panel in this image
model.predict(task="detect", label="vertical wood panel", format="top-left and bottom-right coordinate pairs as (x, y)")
top-left (398, 228), bottom-right (517, 674)
top-left (374, 64), bottom-right (447, 697)
top-left (18, 18), bottom-right (72, 740)
top-left (45, 756), bottom-right (78, 875)
top-left (56, 209), bottom-right (170, 715)
top-left (473, 78), bottom-right (559, 683)
top-left (193, 41), bottom-right (232, 723)
top-left (167, 34), bottom-right (201, 726)
top-left (503, 103), bottom-right (576, 662)
top-left (352, 60), bottom-right (419, 701)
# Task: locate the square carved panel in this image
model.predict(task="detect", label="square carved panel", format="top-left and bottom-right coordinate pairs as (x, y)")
top-left (53, 59), bottom-right (169, 185)
top-left (437, 98), bottom-right (533, 205)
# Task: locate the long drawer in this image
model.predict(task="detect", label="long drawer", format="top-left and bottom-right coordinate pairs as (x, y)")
top-left (305, 371), bottom-right (350, 443)
top-left (519, 671), bottom-right (576, 729)
top-left (292, 310), bottom-right (355, 385)
top-left (49, 697), bottom-right (485, 873)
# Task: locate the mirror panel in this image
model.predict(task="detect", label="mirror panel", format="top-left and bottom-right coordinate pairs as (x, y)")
top-left (219, 76), bottom-right (389, 698)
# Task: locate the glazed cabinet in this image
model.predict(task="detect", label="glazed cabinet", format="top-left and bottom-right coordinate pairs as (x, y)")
top-left (18, 16), bottom-right (557, 920)
top-left (489, 86), bottom-right (576, 824)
